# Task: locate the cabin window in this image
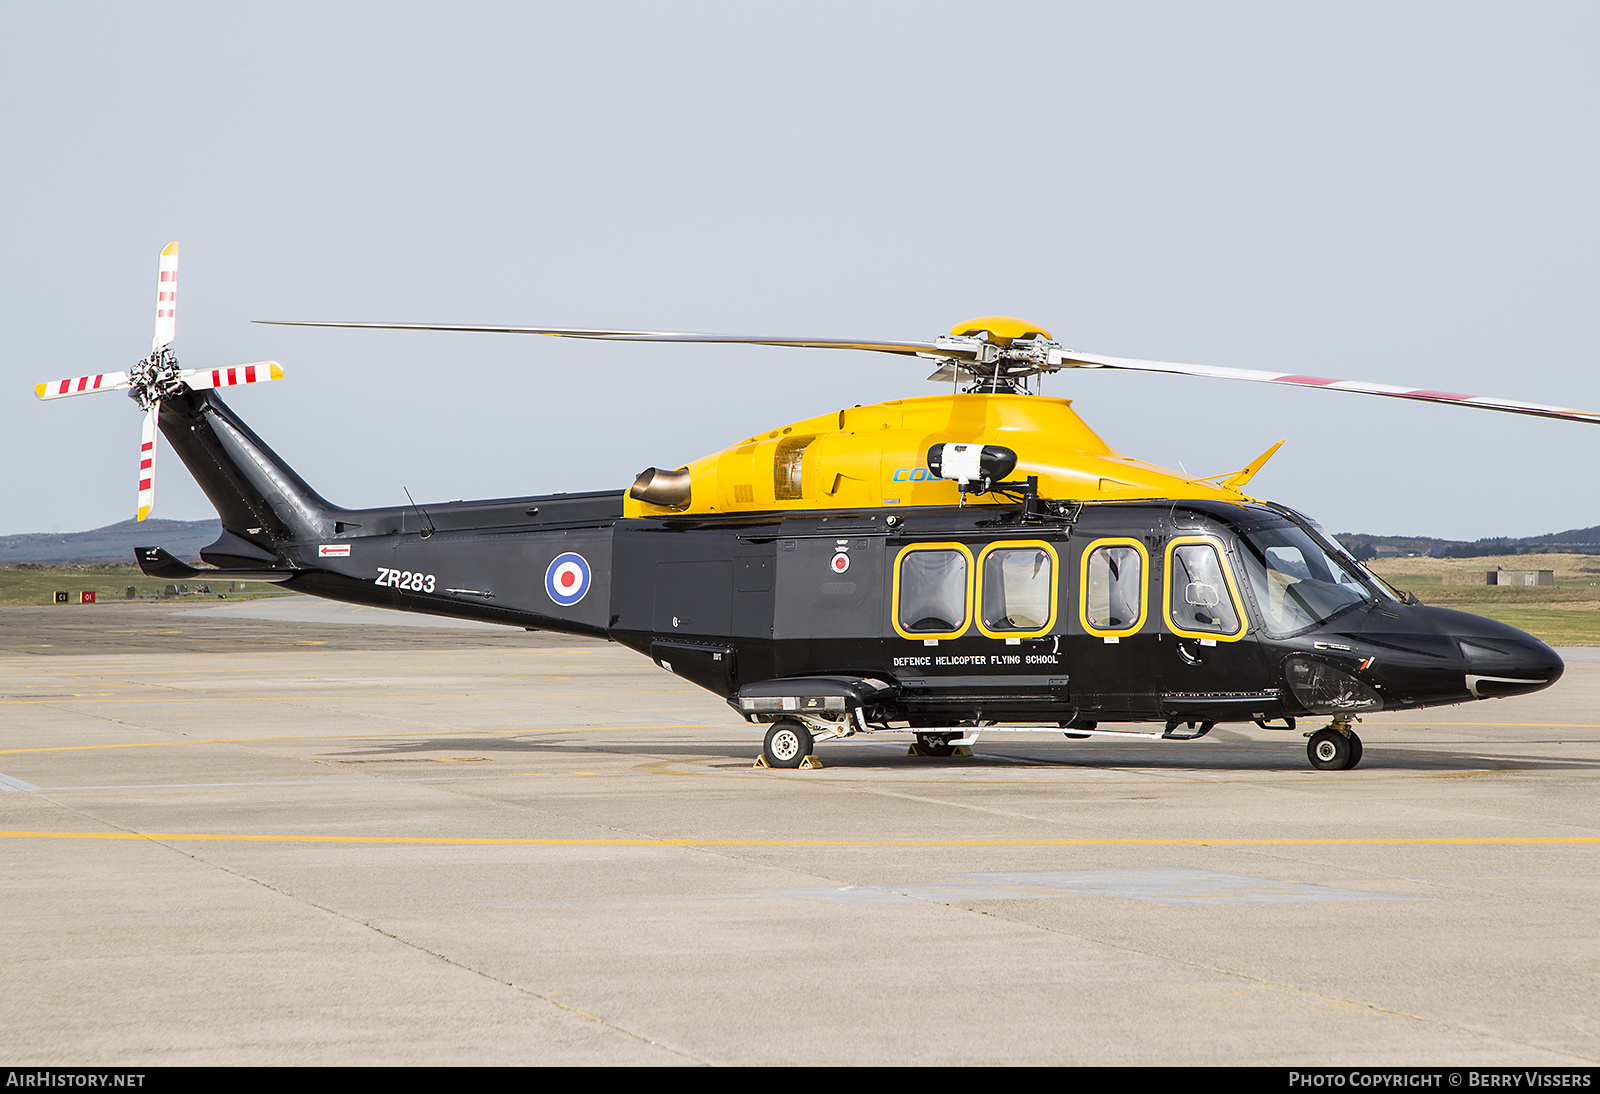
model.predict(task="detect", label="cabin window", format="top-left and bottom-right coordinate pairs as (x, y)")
top-left (978, 542), bottom-right (1057, 637)
top-left (893, 545), bottom-right (972, 639)
top-left (1165, 539), bottom-right (1245, 640)
top-left (1080, 539), bottom-right (1147, 638)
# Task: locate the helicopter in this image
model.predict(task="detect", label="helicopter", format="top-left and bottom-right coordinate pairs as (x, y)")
top-left (36, 244), bottom-right (1589, 772)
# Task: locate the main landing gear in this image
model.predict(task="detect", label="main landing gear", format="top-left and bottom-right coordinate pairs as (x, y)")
top-left (762, 719), bottom-right (815, 769)
top-left (753, 714), bottom-right (1367, 770)
top-left (1306, 716), bottom-right (1363, 771)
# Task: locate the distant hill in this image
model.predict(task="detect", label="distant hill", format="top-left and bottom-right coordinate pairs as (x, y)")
top-left (0, 518), bottom-right (220, 565)
top-left (1335, 525), bottom-right (1600, 560)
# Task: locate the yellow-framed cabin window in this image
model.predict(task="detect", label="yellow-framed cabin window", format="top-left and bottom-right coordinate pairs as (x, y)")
top-left (892, 543), bottom-right (974, 641)
top-left (976, 541), bottom-right (1059, 639)
top-left (1163, 535), bottom-right (1248, 641)
top-left (1079, 538), bottom-right (1149, 639)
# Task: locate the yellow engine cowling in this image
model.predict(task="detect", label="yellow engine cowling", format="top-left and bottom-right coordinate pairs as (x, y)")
top-left (622, 393), bottom-right (1244, 517)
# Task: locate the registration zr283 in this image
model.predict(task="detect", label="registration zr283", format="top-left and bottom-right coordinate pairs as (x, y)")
top-left (375, 568), bottom-right (436, 592)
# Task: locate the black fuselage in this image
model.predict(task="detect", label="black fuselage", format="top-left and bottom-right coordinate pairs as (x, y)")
top-left (155, 388), bottom-right (1563, 729)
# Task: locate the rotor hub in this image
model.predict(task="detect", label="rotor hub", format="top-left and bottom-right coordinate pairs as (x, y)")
top-left (127, 347), bottom-right (184, 410)
top-left (927, 317), bottom-right (1066, 393)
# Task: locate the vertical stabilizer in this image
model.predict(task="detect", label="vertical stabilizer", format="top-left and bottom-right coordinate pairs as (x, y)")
top-left (156, 387), bottom-right (353, 567)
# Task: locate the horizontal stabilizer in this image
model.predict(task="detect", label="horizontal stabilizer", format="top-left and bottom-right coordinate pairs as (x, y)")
top-left (134, 545), bottom-right (299, 583)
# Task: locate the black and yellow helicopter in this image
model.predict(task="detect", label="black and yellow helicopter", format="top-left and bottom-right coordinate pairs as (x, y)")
top-left (38, 244), bottom-right (1590, 771)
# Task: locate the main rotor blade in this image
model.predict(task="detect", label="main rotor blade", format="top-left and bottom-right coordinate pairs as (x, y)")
top-left (34, 372), bottom-right (132, 400)
top-left (137, 404), bottom-right (157, 522)
top-left (253, 321), bottom-right (967, 359)
top-left (1053, 351), bottom-right (1600, 426)
top-left (252, 318), bottom-right (1599, 423)
top-left (152, 242), bottom-right (179, 352)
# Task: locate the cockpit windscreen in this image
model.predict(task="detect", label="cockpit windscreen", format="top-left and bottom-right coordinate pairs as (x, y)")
top-left (1235, 521), bottom-right (1374, 636)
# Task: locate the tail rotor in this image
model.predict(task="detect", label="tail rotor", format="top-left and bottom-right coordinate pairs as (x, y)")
top-left (33, 242), bottom-right (285, 521)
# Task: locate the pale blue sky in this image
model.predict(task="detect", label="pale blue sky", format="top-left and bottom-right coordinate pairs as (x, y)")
top-left (4, 2), bottom-right (1597, 540)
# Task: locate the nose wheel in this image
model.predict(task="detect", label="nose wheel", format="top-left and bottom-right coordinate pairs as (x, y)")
top-left (1307, 725), bottom-right (1363, 771)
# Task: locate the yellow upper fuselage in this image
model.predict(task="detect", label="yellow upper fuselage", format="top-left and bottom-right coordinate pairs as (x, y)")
top-left (622, 393), bottom-right (1246, 518)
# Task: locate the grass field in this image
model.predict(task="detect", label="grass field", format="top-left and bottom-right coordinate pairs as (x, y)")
top-left (0, 564), bottom-right (293, 608)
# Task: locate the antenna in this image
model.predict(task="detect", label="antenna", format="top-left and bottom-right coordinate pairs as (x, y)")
top-left (403, 487), bottom-right (435, 539)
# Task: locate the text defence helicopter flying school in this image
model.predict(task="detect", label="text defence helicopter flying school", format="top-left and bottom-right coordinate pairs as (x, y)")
top-left (38, 244), bottom-right (1588, 770)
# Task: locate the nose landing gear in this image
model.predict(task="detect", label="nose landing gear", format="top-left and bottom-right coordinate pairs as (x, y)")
top-left (1306, 716), bottom-right (1363, 771)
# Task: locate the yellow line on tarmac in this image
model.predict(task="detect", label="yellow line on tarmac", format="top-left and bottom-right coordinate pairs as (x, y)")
top-left (1362, 721), bottom-right (1600, 728)
top-left (0, 690), bottom-right (691, 706)
top-left (1, 832), bottom-right (1596, 847)
top-left (0, 725), bottom-right (697, 755)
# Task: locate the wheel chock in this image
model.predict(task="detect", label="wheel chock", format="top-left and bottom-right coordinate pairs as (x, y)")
top-left (906, 744), bottom-right (921, 756)
top-left (753, 753), bottom-right (823, 769)
top-left (952, 745), bottom-right (973, 757)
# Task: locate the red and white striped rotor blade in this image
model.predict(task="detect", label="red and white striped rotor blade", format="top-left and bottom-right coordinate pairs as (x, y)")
top-left (152, 242), bottom-right (179, 352)
top-left (34, 372), bottom-right (132, 401)
top-left (179, 361), bottom-right (284, 392)
top-left (136, 405), bottom-right (158, 522)
top-left (1053, 352), bottom-right (1600, 426)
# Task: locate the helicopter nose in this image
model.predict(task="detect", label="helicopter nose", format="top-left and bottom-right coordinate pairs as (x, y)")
top-left (1446, 611), bottom-right (1564, 698)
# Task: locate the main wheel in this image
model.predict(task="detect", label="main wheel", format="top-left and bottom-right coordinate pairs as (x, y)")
top-left (915, 732), bottom-right (957, 757)
top-left (1346, 731), bottom-right (1364, 769)
top-left (1307, 728), bottom-right (1354, 771)
top-left (1060, 719), bottom-right (1096, 740)
top-left (764, 720), bottom-right (813, 769)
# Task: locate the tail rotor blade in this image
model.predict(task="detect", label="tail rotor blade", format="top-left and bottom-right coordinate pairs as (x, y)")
top-left (152, 242), bottom-right (179, 352)
top-left (137, 405), bottom-right (158, 522)
top-left (34, 372), bottom-right (132, 400)
top-left (178, 361), bottom-right (284, 392)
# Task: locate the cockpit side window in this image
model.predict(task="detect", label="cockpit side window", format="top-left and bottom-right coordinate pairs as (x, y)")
top-left (893, 544), bottom-right (972, 640)
top-left (1164, 537), bottom-right (1246, 640)
top-left (1235, 521), bottom-right (1373, 637)
top-left (1079, 538), bottom-right (1148, 638)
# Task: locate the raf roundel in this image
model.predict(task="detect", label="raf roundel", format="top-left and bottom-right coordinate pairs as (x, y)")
top-left (545, 552), bottom-right (592, 606)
